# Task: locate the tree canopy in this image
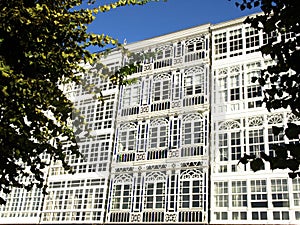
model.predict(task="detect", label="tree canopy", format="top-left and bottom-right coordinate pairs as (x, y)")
top-left (0, 0), bottom-right (162, 204)
top-left (233, 0), bottom-right (300, 177)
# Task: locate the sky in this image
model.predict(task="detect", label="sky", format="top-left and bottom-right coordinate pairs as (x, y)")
top-left (87, 0), bottom-right (261, 52)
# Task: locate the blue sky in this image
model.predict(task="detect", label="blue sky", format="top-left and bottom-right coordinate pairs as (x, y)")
top-left (87, 0), bottom-right (261, 51)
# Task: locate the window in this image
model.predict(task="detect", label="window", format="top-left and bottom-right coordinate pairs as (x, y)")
top-left (245, 27), bottom-right (260, 53)
top-left (173, 73), bottom-right (181, 100)
top-left (112, 183), bottom-right (132, 210)
top-left (293, 178), bottom-right (300, 206)
top-left (214, 182), bottom-right (228, 207)
top-left (268, 127), bottom-right (284, 157)
top-left (271, 179), bottom-right (289, 207)
top-left (231, 132), bottom-right (242, 160)
top-left (232, 211), bottom-right (247, 220)
top-left (232, 181), bottom-right (247, 207)
top-left (184, 67), bottom-right (205, 96)
top-left (149, 119), bottom-right (169, 149)
top-left (185, 37), bottom-right (205, 53)
top-left (138, 123), bottom-right (147, 152)
top-left (252, 211), bottom-right (267, 220)
top-left (250, 179), bottom-right (267, 208)
top-left (118, 123), bottom-right (137, 152)
top-left (247, 85), bottom-right (262, 98)
top-left (152, 74), bottom-right (171, 102)
top-left (122, 85), bottom-right (140, 107)
top-left (214, 32), bottom-right (227, 59)
top-left (175, 42), bottom-right (183, 57)
top-left (183, 120), bottom-right (203, 145)
top-left (295, 211), bottom-right (300, 220)
top-left (219, 133), bottom-right (228, 161)
top-left (171, 118), bottom-right (180, 147)
top-left (185, 36), bottom-right (206, 62)
top-left (249, 129), bottom-right (264, 157)
top-left (217, 74), bottom-right (228, 102)
top-left (179, 170), bottom-right (204, 209)
top-left (94, 100), bottom-right (114, 129)
top-left (154, 45), bottom-right (172, 69)
top-left (144, 182), bottom-right (165, 209)
top-left (229, 28), bottom-right (243, 56)
top-left (273, 211), bottom-right (290, 220)
top-left (215, 212), bottom-right (228, 220)
top-left (141, 80), bottom-right (150, 105)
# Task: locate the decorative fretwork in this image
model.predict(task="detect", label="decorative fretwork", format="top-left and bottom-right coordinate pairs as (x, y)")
top-left (115, 167), bottom-right (134, 173)
top-left (145, 171), bottom-right (166, 182)
top-left (119, 122), bottom-right (137, 130)
top-left (153, 72), bottom-right (171, 81)
top-left (130, 213), bottom-right (142, 223)
top-left (181, 161), bottom-right (204, 168)
top-left (219, 120), bottom-right (240, 130)
top-left (218, 67), bottom-right (228, 76)
top-left (165, 213), bottom-right (177, 222)
top-left (168, 149), bottom-right (179, 158)
top-left (114, 174), bottom-right (133, 184)
top-left (267, 113), bottom-right (284, 124)
top-left (287, 112), bottom-right (300, 123)
top-left (146, 164), bottom-right (167, 171)
top-left (180, 169), bottom-right (202, 179)
top-left (136, 153), bottom-right (146, 161)
top-left (171, 100), bottom-right (181, 108)
top-left (230, 65), bottom-right (240, 73)
top-left (184, 66), bottom-right (205, 75)
top-left (248, 116), bottom-right (264, 127)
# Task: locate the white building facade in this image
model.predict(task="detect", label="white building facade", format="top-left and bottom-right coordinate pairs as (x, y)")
top-left (0, 15), bottom-right (300, 224)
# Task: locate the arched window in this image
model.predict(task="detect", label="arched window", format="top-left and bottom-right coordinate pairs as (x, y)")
top-left (149, 119), bottom-right (169, 149)
top-left (117, 123), bottom-right (137, 152)
top-left (179, 169), bottom-right (204, 209)
top-left (218, 120), bottom-right (242, 162)
top-left (111, 174), bottom-right (133, 210)
top-left (182, 114), bottom-right (204, 145)
top-left (122, 82), bottom-right (140, 107)
top-left (144, 172), bottom-right (166, 209)
top-left (152, 73), bottom-right (171, 102)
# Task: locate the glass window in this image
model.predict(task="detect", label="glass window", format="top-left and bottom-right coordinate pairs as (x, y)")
top-left (245, 27), bottom-right (260, 52)
top-left (293, 178), bottom-right (300, 206)
top-left (229, 28), bottom-right (243, 56)
top-left (179, 170), bottom-right (204, 209)
top-left (271, 179), bottom-right (289, 207)
top-left (232, 181), bottom-right (247, 207)
top-left (214, 32), bottom-right (227, 59)
top-left (183, 120), bottom-right (203, 145)
top-left (252, 211), bottom-right (267, 220)
top-left (153, 79), bottom-right (170, 102)
top-left (249, 129), bottom-right (265, 157)
top-left (250, 179), bottom-right (267, 208)
top-left (123, 85), bottom-right (140, 107)
top-left (184, 73), bottom-right (204, 96)
top-left (214, 182), bottom-right (228, 207)
top-left (118, 124), bottom-right (137, 152)
top-left (150, 120), bottom-right (168, 149)
top-left (112, 183), bottom-right (132, 210)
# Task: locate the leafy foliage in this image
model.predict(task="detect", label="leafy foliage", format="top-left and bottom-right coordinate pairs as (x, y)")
top-left (0, 0), bottom-right (163, 204)
top-left (233, 0), bottom-right (300, 177)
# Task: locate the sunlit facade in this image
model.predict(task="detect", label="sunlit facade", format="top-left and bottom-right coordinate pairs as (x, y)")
top-left (0, 15), bottom-right (300, 224)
